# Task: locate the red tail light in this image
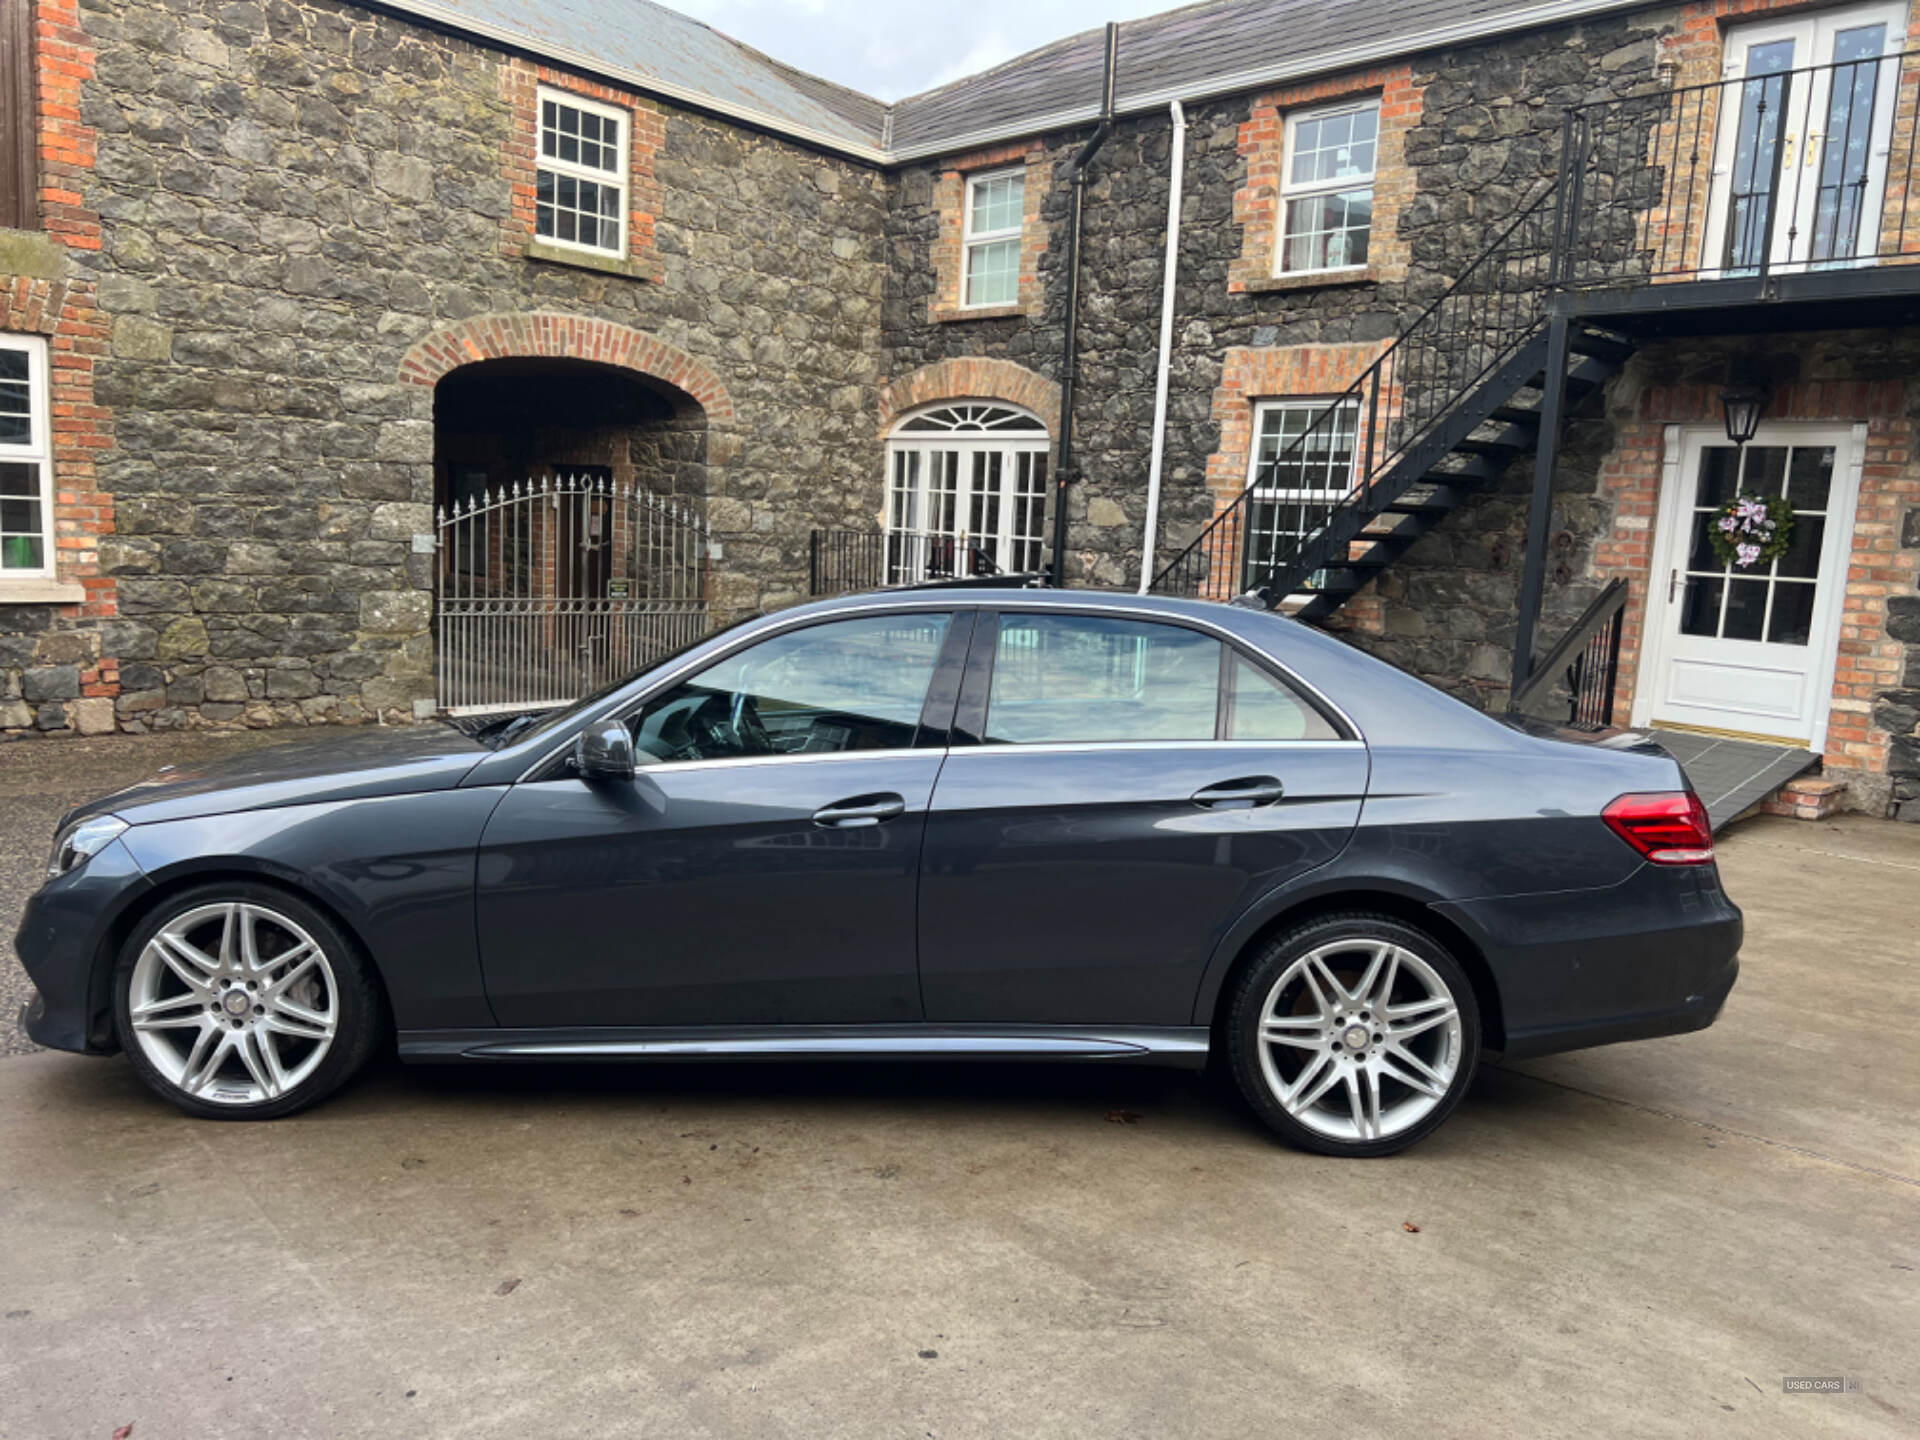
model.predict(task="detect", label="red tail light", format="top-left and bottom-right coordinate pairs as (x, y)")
top-left (1602, 792), bottom-right (1714, 865)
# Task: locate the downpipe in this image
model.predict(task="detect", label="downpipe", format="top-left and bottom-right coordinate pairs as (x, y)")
top-left (1048, 22), bottom-right (1118, 588)
top-left (1137, 100), bottom-right (1186, 592)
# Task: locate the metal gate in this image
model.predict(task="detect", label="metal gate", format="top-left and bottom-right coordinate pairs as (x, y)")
top-left (434, 473), bottom-right (712, 714)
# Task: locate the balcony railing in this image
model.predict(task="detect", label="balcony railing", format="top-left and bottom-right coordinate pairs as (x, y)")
top-left (808, 529), bottom-right (1003, 596)
top-left (1559, 47), bottom-right (1920, 288)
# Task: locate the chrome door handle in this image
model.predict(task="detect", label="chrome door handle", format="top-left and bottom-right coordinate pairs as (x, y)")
top-left (813, 793), bottom-right (907, 828)
top-left (1191, 776), bottom-right (1285, 809)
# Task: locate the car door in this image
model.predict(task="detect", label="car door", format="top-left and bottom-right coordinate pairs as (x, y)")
top-left (918, 608), bottom-right (1368, 1025)
top-left (475, 609), bottom-right (970, 1028)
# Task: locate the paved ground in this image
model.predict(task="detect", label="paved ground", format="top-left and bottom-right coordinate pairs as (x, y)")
top-left (0, 734), bottom-right (1915, 1437)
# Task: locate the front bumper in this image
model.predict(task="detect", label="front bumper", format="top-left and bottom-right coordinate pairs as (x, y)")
top-left (1436, 861), bottom-right (1743, 1061)
top-left (13, 836), bottom-right (152, 1055)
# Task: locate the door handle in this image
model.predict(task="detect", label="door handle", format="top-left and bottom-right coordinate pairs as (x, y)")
top-left (1191, 776), bottom-right (1285, 810)
top-left (813, 793), bottom-right (907, 828)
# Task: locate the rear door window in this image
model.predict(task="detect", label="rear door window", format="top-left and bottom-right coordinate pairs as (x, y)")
top-left (985, 613), bottom-right (1220, 743)
top-left (1224, 653), bottom-right (1340, 741)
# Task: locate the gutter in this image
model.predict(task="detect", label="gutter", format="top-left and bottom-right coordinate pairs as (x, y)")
top-left (1048, 22), bottom-right (1119, 588)
top-left (1138, 100), bottom-right (1186, 593)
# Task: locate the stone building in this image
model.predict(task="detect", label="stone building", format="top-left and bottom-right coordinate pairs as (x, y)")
top-left (1, 0), bottom-right (1916, 819)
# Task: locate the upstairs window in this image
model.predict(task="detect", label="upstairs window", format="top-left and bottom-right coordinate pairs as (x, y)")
top-left (1279, 99), bottom-right (1379, 275)
top-left (536, 88), bottom-right (628, 256)
top-left (1, 0), bottom-right (34, 230)
top-left (0, 335), bottom-right (53, 576)
top-left (963, 168), bottom-right (1024, 308)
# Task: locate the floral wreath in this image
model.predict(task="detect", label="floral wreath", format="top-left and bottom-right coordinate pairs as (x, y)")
top-left (1710, 491), bottom-right (1795, 570)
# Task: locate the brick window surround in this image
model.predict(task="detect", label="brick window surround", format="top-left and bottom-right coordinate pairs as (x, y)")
top-left (0, 0), bottom-right (111, 622)
top-left (1231, 65), bottom-right (1422, 295)
top-left (500, 60), bottom-right (664, 282)
top-left (1201, 343), bottom-right (1391, 617)
top-left (928, 143), bottom-right (1052, 322)
top-left (1594, 381), bottom-right (1918, 784)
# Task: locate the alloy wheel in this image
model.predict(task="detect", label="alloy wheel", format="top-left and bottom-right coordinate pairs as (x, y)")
top-left (126, 901), bottom-right (340, 1107)
top-left (1253, 938), bottom-right (1464, 1144)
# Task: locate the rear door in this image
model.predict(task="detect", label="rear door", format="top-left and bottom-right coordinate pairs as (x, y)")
top-left (917, 608), bottom-right (1368, 1025)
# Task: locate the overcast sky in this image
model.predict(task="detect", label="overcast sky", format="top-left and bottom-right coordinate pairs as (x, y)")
top-left (658, 0), bottom-right (1178, 101)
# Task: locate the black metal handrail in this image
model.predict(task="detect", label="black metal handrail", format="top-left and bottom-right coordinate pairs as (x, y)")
top-left (1149, 181), bottom-right (1564, 602)
top-left (1509, 578), bottom-right (1629, 730)
top-left (809, 528), bottom-right (1000, 596)
top-left (1559, 47), bottom-right (1920, 287)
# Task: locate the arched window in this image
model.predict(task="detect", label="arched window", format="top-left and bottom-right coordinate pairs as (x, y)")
top-left (886, 403), bottom-right (1050, 580)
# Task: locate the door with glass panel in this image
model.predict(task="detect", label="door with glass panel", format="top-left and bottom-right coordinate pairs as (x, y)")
top-left (1704, 5), bottom-right (1905, 275)
top-left (885, 404), bottom-right (1050, 583)
top-left (1639, 426), bottom-right (1858, 746)
top-left (1244, 399), bottom-right (1361, 594)
top-left (919, 610), bottom-right (1366, 1024)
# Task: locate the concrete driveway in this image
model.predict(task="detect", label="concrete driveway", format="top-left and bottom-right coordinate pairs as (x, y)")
top-left (0, 734), bottom-right (1915, 1438)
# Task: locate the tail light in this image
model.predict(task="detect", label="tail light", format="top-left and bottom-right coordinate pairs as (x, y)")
top-left (1602, 791), bottom-right (1714, 865)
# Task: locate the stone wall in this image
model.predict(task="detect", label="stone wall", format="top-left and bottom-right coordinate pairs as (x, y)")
top-left (0, 0), bottom-right (886, 735)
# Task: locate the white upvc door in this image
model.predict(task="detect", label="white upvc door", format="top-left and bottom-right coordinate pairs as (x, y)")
top-left (1701, 3), bottom-right (1906, 276)
top-left (1634, 423), bottom-right (1863, 748)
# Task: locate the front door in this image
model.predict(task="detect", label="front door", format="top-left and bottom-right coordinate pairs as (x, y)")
top-left (475, 610), bottom-right (964, 1027)
top-left (918, 609), bottom-right (1368, 1025)
top-left (1703, 4), bottom-right (1905, 275)
top-left (1636, 425), bottom-right (1861, 747)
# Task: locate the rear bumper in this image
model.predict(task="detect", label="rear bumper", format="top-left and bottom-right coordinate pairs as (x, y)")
top-left (1435, 862), bottom-right (1743, 1061)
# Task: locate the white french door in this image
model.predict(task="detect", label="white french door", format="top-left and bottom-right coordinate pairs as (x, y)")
top-left (1702, 4), bottom-right (1906, 275)
top-left (885, 404), bottom-right (1049, 581)
top-left (1635, 424), bottom-right (1862, 747)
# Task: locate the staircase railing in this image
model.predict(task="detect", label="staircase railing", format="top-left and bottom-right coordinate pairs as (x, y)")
top-left (1149, 182), bottom-right (1565, 603)
top-left (1508, 578), bottom-right (1629, 730)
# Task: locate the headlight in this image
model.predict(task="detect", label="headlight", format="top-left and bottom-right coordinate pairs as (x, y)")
top-left (46, 815), bottom-right (129, 880)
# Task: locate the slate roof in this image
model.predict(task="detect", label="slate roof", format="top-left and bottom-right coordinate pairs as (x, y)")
top-left (386, 0), bottom-right (1648, 161)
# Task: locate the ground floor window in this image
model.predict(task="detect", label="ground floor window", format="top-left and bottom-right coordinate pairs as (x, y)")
top-left (1244, 398), bottom-right (1360, 587)
top-left (0, 334), bottom-right (52, 577)
top-left (885, 403), bottom-right (1049, 581)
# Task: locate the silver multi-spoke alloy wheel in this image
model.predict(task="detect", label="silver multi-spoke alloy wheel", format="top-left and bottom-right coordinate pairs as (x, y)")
top-left (126, 901), bottom-right (340, 1107)
top-left (1254, 939), bottom-right (1463, 1144)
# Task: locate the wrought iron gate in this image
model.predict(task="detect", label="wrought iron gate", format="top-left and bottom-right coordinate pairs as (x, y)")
top-left (434, 474), bottom-right (711, 714)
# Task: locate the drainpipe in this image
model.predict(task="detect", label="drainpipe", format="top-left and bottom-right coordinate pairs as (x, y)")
top-left (1048, 21), bottom-right (1119, 588)
top-left (1137, 100), bottom-right (1186, 593)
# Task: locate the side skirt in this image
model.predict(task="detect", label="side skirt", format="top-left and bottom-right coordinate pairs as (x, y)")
top-left (398, 1024), bottom-right (1212, 1068)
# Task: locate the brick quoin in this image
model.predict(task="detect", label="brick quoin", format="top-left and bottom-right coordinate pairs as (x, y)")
top-left (4, 0), bottom-right (115, 634)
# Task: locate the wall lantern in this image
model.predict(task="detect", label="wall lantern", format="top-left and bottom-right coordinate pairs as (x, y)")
top-left (1720, 384), bottom-right (1769, 447)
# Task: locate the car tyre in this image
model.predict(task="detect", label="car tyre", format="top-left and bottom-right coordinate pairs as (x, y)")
top-left (1225, 912), bottom-right (1480, 1157)
top-left (114, 882), bottom-right (384, 1121)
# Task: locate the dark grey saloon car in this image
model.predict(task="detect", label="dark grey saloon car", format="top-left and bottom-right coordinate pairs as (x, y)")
top-left (16, 589), bottom-right (1740, 1156)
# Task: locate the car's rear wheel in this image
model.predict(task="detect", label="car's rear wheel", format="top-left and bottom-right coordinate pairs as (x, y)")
top-left (114, 883), bottom-right (382, 1120)
top-left (1226, 913), bottom-right (1480, 1157)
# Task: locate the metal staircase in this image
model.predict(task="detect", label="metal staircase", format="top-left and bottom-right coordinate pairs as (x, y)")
top-left (1148, 181), bottom-right (1635, 616)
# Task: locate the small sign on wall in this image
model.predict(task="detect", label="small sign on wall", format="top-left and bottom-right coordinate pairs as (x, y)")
top-left (607, 578), bottom-right (630, 599)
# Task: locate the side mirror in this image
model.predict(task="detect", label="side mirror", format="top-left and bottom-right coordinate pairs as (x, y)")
top-left (574, 722), bottom-right (637, 782)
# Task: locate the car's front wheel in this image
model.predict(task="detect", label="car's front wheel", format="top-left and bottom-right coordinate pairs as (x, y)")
top-left (1226, 913), bottom-right (1480, 1157)
top-left (114, 883), bottom-right (382, 1120)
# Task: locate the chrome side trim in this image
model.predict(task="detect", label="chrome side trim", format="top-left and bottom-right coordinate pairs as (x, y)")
top-left (400, 1024), bottom-right (1211, 1068)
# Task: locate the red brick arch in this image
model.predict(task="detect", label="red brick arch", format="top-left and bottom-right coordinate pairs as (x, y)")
top-left (397, 313), bottom-right (734, 423)
top-left (879, 358), bottom-right (1061, 435)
